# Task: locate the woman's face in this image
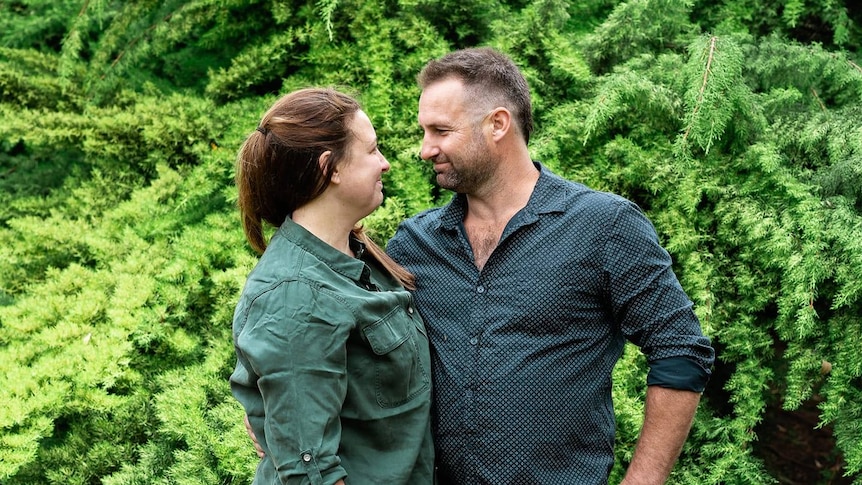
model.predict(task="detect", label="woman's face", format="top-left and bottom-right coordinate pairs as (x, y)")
top-left (332, 110), bottom-right (391, 219)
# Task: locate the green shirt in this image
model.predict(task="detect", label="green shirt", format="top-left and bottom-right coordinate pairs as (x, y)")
top-left (230, 218), bottom-right (434, 485)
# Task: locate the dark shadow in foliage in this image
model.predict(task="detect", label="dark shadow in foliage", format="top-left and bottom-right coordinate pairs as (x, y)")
top-left (410, 0), bottom-right (503, 46)
top-left (139, 5), bottom-right (279, 94)
top-left (753, 337), bottom-right (858, 485)
top-left (0, 142), bottom-right (84, 226)
top-left (13, 403), bottom-right (154, 485)
top-left (691, 0), bottom-right (862, 51)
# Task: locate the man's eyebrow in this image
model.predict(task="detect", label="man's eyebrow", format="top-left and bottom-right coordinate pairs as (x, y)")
top-left (421, 120), bottom-right (452, 129)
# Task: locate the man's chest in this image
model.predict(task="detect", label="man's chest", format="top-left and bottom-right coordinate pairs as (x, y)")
top-left (410, 233), bottom-right (611, 338)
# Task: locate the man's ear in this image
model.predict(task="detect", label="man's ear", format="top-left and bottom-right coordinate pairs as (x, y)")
top-left (319, 151), bottom-right (339, 184)
top-left (490, 108), bottom-right (512, 141)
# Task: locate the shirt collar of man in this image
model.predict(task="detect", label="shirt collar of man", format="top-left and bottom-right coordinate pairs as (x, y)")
top-left (435, 161), bottom-right (569, 232)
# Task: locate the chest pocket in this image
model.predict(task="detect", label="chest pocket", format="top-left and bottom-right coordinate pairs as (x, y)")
top-left (363, 307), bottom-right (430, 408)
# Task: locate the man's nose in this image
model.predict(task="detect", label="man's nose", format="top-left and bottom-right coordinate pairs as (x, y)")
top-left (419, 137), bottom-right (438, 160)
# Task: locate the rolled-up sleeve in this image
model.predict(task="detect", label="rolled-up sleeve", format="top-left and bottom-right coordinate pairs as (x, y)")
top-left (604, 200), bottom-right (715, 391)
top-left (232, 280), bottom-right (350, 485)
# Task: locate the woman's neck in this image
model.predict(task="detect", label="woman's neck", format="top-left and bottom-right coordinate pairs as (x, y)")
top-left (291, 201), bottom-right (356, 256)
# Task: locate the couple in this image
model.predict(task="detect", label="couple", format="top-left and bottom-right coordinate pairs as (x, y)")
top-left (230, 47), bottom-right (715, 485)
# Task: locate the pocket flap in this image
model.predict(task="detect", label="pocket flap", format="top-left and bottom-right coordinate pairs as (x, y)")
top-left (363, 316), bottom-right (410, 355)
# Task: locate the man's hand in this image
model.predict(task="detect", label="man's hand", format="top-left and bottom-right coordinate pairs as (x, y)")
top-left (244, 414), bottom-right (265, 459)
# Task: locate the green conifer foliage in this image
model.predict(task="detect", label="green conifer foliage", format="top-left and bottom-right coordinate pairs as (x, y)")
top-left (0, 0), bottom-right (860, 483)
top-left (535, 7), bottom-right (861, 480)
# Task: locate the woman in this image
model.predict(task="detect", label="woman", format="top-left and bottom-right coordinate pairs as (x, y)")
top-left (230, 88), bottom-right (434, 485)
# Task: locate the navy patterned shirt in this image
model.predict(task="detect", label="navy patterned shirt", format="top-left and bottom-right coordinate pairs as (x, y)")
top-left (386, 163), bottom-right (714, 484)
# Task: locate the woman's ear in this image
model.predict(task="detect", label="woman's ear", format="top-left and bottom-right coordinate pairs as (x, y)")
top-left (319, 151), bottom-right (340, 184)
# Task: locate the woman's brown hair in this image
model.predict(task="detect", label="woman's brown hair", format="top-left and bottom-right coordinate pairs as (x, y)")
top-left (235, 87), bottom-right (415, 289)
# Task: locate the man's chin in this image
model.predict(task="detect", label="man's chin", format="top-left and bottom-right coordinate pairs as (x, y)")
top-left (435, 174), bottom-right (457, 191)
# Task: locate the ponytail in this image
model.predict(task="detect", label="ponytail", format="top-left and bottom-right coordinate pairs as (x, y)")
top-left (353, 227), bottom-right (415, 290)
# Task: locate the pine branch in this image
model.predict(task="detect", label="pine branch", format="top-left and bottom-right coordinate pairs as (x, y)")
top-left (62, 0), bottom-right (91, 45)
top-left (810, 87), bottom-right (826, 111)
top-left (1, 166), bottom-right (17, 178)
top-left (101, 13), bottom-right (174, 80)
top-left (317, 0), bottom-right (339, 41)
top-left (683, 35), bottom-right (717, 143)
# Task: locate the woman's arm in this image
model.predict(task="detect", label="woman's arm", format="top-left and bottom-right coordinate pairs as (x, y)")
top-left (236, 281), bottom-right (350, 485)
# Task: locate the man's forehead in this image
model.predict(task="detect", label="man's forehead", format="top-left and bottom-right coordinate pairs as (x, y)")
top-left (420, 77), bottom-right (466, 98)
top-left (418, 84), bottom-right (466, 121)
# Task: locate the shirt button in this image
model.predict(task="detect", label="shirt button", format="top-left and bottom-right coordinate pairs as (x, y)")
top-left (302, 453), bottom-right (312, 462)
top-left (476, 285), bottom-right (485, 293)
top-left (469, 337), bottom-right (478, 345)
top-left (408, 306), bottom-right (414, 314)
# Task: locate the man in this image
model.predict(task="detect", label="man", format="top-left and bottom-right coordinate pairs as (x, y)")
top-left (384, 47), bottom-right (714, 484)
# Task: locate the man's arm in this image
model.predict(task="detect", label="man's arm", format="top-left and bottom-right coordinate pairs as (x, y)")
top-left (620, 386), bottom-right (701, 485)
top-left (244, 414), bottom-right (265, 459)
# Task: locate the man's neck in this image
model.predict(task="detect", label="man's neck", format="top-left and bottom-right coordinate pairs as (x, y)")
top-left (460, 158), bottom-right (539, 271)
top-left (464, 158), bottom-right (539, 224)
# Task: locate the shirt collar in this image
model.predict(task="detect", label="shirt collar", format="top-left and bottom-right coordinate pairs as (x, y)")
top-left (277, 217), bottom-right (371, 284)
top-left (436, 161), bottom-right (569, 231)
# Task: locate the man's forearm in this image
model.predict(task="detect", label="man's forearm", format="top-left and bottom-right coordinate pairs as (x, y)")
top-left (620, 386), bottom-right (701, 485)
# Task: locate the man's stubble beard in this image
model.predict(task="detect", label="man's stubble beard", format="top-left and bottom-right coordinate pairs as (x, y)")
top-left (437, 131), bottom-right (495, 194)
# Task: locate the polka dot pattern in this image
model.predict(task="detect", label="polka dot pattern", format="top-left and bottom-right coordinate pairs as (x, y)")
top-left (387, 164), bottom-right (714, 484)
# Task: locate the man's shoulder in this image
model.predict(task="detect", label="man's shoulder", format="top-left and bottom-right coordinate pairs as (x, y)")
top-left (538, 168), bottom-right (631, 212)
top-left (387, 205), bottom-right (449, 257)
top-left (398, 205), bottom-right (445, 230)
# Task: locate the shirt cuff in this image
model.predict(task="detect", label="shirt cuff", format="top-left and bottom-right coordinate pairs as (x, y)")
top-left (647, 356), bottom-right (711, 392)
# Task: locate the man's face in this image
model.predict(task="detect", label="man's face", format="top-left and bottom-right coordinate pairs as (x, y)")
top-left (418, 78), bottom-right (495, 194)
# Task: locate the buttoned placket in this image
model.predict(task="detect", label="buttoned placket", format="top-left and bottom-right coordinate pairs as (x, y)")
top-left (460, 221), bottom-right (497, 484)
top-left (465, 208), bottom-right (538, 481)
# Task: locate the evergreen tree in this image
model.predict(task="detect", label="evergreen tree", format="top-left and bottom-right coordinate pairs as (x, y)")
top-left (1, 0), bottom-right (859, 483)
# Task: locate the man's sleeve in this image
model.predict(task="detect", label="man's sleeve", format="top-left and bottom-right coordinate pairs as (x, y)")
top-left (603, 199), bottom-right (715, 391)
